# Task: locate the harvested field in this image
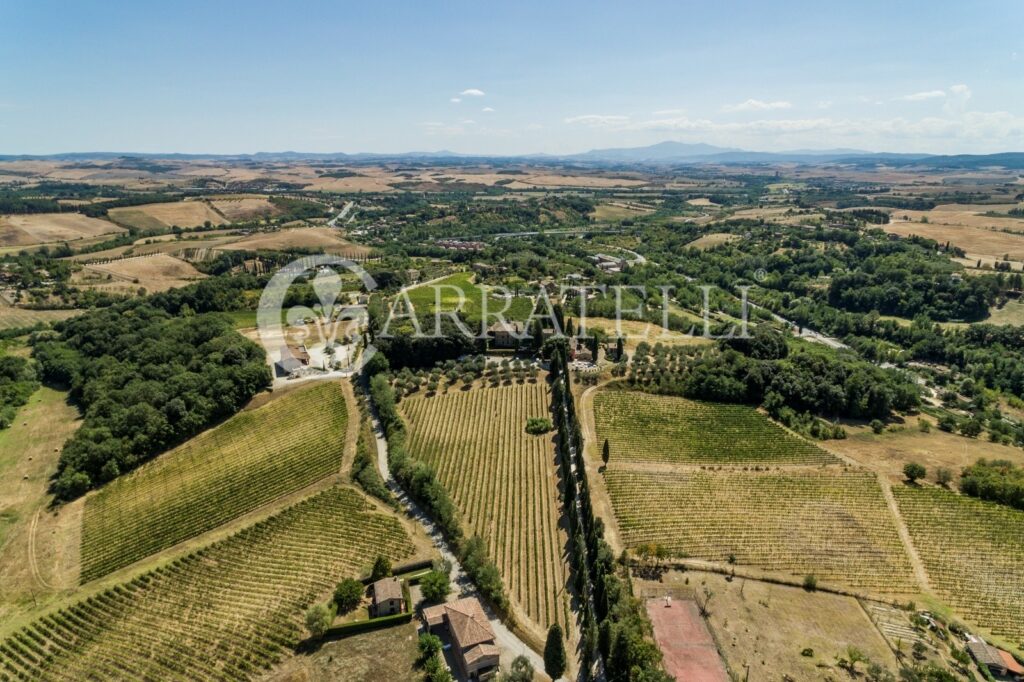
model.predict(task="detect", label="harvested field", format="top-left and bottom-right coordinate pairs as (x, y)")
top-left (0, 305), bottom-right (80, 330)
top-left (592, 202), bottom-right (654, 221)
top-left (108, 200), bottom-right (226, 230)
top-left (74, 253), bottom-right (206, 293)
top-left (593, 390), bottom-right (837, 466)
top-left (823, 414), bottom-right (1024, 485)
top-left (0, 388), bottom-right (83, 627)
top-left (606, 468), bottom-right (917, 592)
top-left (580, 317), bottom-right (713, 354)
top-left (645, 598), bottom-right (728, 682)
top-left (685, 233), bottom-right (741, 250)
top-left (894, 486), bottom-right (1024, 647)
top-left (0, 487), bottom-right (417, 679)
top-left (400, 379), bottom-right (571, 642)
top-left (210, 197), bottom-right (279, 222)
top-left (521, 174), bottom-right (648, 188)
top-left (222, 227), bottom-right (371, 257)
top-left (0, 214), bottom-right (124, 248)
top-left (80, 382), bottom-right (349, 582)
top-left (882, 219), bottom-right (1024, 261)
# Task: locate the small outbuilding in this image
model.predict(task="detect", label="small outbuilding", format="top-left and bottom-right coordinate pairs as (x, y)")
top-left (370, 577), bottom-right (404, 617)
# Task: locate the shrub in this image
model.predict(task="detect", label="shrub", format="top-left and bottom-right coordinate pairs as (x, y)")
top-left (525, 417), bottom-right (553, 435)
top-left (418, 633), bottom-right (442, 661)
top-left (870, 419), bottom-right (885, 434)
top-left (305, 602), bottom-right (336, 639)
top-left (802, 574), bottom-right (818, 591)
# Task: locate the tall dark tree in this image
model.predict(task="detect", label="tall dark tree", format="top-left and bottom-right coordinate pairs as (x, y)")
top-left (543, 624), bottom-right (566, 680)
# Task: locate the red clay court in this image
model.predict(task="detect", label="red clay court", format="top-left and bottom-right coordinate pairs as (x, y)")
top-left (645, 598), bottom-right (729, 682)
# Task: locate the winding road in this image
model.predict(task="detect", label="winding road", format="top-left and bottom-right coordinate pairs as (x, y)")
top-left (364, 386), bottom-right (550, 677)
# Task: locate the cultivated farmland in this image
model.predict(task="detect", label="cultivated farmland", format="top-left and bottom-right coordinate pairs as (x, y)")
top-left (221, 227), bottom-right (371, 258)
top-left (73, 253), bottom-right (207, 294)
top-left (605, 468), bottom-right (917, 592)
top-left (0, 487), bottom-right (416, 681)
top-left (108, 200), bottom-right (226, 231)
top-left (399, 379), bottom-right (570, 638)
top-left (0, 213), bottom-right (124, 249)
top-left (894, 486), bottom-right (1024, 646)
top-left (593, 390), bottom-right (838, 466)
top-left (80, 382), bottom-right (349, 582)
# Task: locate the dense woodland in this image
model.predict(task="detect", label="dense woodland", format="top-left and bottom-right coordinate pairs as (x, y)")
top-left (35, 297), bottom-right (270, 499)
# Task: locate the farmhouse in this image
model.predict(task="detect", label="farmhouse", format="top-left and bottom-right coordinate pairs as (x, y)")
top-left (369, 577), bottom-right (404, 617)
top-left (422, 598), bottom-right (499, 681)
top-left (488, 320), bottom-right (524, 349)
top-left (967, 640), bottom-right (1024, 679)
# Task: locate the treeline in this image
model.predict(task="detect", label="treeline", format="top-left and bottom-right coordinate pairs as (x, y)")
top-left (35, 296), bottom-right (271, 500)
top-left (960, 459), bottom-right (1024, 511)
top-left (268, 196), bottom-right (331, 221)
top-left (0, 355), bottom-right (39, 429)
top-left (627, 328), bottom-right (919, 423)
top-left (366, 369), bottom-right (509, 616)
top-left (79, 193), bottom-right (182, 218)
top-left (549, 343), bottom-right (671, 682)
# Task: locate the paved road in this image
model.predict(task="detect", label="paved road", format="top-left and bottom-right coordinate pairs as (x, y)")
top-left (364, 386), bottom-right (550, 677)
top-left (327, 201), bottom-right (355, 227)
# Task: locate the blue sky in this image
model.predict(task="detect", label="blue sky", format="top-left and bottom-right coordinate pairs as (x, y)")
top-left (1, 1), bottom-right (1022, 155)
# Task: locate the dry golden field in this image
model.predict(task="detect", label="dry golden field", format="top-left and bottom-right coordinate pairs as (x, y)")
top-left (73, 254), bottom-right (206, 293)
top-left (882, 218), bottom-right (1024, 261)
top-left (108, 200), bottom-right (226, 230)
top-left (0, 213), bottom-right (124, 248)
top-left (685, 233), bottom-right (741, 250)
top-left (222, 227), bottom-right (371, 257)
top-left (209, 196), bottom-right (280, 221)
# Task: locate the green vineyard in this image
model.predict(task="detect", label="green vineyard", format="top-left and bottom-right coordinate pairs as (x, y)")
top-left (400, 380), bottom-right (569, 634)
top-left (0, 487), bottom-right (413, 681)
top-left (593, 389), bottom-right (837, 466)
top-left (894, 486), bottom-right (1024, 645)
top-left (605, 468), bottom-right (917, 592)
top-left (80, 382), bottom-right (349, 582)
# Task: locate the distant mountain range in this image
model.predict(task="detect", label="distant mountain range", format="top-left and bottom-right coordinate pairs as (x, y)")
top-left (2, 143), bottom-right (1024, 169)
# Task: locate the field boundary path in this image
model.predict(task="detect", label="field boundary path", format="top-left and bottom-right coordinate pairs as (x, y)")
top-left (876, 473), bottom-right (933, 594)
top-left (364, 384), bottom-right (550, 677)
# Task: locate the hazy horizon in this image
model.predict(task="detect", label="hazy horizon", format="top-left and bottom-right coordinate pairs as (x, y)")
top-left (2, 0), bottom-right (1023, 156)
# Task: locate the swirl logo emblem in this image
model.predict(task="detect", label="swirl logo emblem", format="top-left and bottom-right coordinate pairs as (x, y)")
top-left (256, 255), bottom-right (378, 379)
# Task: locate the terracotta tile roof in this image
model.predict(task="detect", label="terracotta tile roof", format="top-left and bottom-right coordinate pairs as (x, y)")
top-left (999, 649), bottom-right (1024, 675)
top-left (462, 643), bottom-right (500, 667)
top-left (372, 577), bottom-right (402, 603)
top-left (422, 597), bottom-right (495, 650)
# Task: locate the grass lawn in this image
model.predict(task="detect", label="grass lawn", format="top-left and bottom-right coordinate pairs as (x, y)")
top-left (404, 272), bottom-right (533, 325)
top-left (266, 620), bottom-right (421, 681)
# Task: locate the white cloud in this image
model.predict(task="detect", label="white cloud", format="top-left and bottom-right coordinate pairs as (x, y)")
top-left (652, 108), bottom-right (686, 116)
top-left (897, 90), bottom-right (946, 102)
top-left (462, 119), bottom-right (476, 125)
top-left (563, 114), bottom-right (630, 127)
top-left (944, 84), bottom-right (972, 115)
top-left (450, 97), bottom-right (461, 103)
top-left (482, 107), bottom-right (495, 113)
top-left (460, 88), bottom-right (485, 97)
top-left (722, 99), bottom-right (792, 112)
